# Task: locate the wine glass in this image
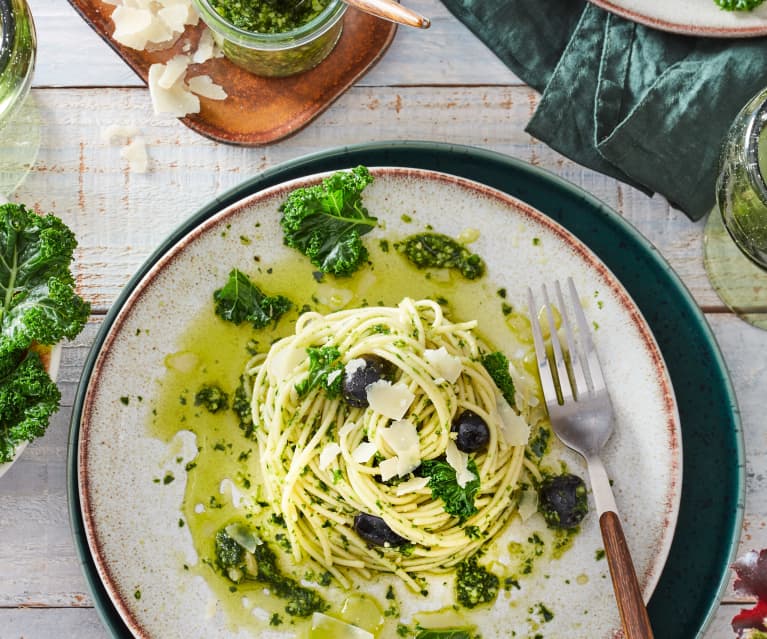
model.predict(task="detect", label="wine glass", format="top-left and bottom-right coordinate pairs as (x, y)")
top-left (704, 86), bottom-right (767, 330)
top-left (0, 0), bottom-right (40, 198)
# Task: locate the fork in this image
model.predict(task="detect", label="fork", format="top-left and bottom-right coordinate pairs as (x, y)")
top-left (527, 278), bottom-right (655, 639)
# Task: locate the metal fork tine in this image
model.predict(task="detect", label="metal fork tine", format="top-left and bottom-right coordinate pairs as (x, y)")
top-left (567, 277), bottom-right (607, 394)
top-left (554, 280), bottom-right (590, 399)
top-left (527, 288), bottom-right (558, 408)
top-left (542, 284), bottom-right (574, 404)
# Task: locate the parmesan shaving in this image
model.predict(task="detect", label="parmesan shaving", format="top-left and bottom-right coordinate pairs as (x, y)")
top-left (381, 419), bottom-right (421, 477)
top-left (496, 395), bottom-right (530, 446)
top-left (110, 0), bottom-right (196, 51)
top-left (188, 74), bottom-right (228, 100)
top-left (339, 421), bottom-right (357, 438)
top-left (158, 54), bottom-right (190, 89)
top-left (100, 124), bottom-right (139, 143)
top-left (148, 62), bottom-right (200, 117)
top-left (378, 457), bottom-right (400, 482)
top-left (424, 346), bottom-right (462, 383)
top-left (366, 380), bottom-right (415, 420)
top-left (319, 443), bottom-right (341, 470)
top-left (120, 137), bottom-right (149, 173)
top-left (446, 440), bottom-right (476, 488)
top-left (351, 441), bottom-right (377, 464)
top-left (395, 476), bottom-right (429, 496)
top-left (518, 489), bottom-right (539, 522)
top-left (192, 27), bottom-right (220, 63)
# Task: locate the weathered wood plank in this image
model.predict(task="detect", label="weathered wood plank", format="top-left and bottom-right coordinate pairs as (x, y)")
top-left (28, 0), bottom-right (517, 88)
top-left (0, 607), bottom-right (108, 638)
top-left (10, 86), bottom-right (719, 313)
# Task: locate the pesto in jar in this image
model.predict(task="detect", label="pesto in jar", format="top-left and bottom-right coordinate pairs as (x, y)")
top-left (209, 0), bottom-right (332, 33)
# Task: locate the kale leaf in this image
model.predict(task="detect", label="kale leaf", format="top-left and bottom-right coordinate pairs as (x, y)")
top-left (715, 0), bottom-right (765, 10)
top-left (419, 457), bottom-right (480, 522)
top-left (213, 269), bottom-right (291, 329)
top-left (481, 351), bottom-right (515, 407)
top-left (0, 203), bottom-right (90, 371)
top-left (279, 166), bottom-right (376, 277)
top-left (0, 203), bottom-right (89, 462)
top-left (295, 346), bottom-right (343, 398)
top-left (0, 350), bottom-right (61, 463)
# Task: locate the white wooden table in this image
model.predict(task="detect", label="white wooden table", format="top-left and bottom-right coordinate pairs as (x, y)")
top-left (2, 1), bottom-right (765, 636)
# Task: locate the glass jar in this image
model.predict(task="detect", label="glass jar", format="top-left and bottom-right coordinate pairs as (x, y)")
top-left (703, 86), bottom-right (767, 329)
top-left (192, 0), bottom-right (346, 78)
top-left (716, 86), bottom-right (767, 269)
top-left (0, 0), bottom-right (36, 133)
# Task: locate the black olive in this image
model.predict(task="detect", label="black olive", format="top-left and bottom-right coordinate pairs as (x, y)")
top-left (342, 355), bottom-right (390, 407)
top-left (353, 513), bottom-right (408, 547)
top-left (451, 409), bottom-right (490, 453)
top-left (538, 473), bottom-right (589, 529)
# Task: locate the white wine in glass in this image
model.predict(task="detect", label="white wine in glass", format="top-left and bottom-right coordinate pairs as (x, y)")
top-left (704, 86), bottom-right (767, 329)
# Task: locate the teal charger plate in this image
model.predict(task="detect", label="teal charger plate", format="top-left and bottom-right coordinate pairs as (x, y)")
top-left (67, 141), bottom-right (743, 638)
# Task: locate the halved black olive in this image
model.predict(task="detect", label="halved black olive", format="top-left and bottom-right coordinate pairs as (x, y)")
top-left (353, 513), bottom-right (408, 547)
top-left (342, 355), bottom-right (391, 407)
top-left (538, 473), bottom-right (589, 529)
top-left (451, 409), bottom-right (490, 453)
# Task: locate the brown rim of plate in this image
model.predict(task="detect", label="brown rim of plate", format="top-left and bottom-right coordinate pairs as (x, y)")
top-left (590, 0), bottom-right (767, 37)
top-left (77, 167), bottom-right (682, 638)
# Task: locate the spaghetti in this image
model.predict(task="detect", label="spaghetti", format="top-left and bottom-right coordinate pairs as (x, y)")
top-left (245, 298), bottom-right (531, 589)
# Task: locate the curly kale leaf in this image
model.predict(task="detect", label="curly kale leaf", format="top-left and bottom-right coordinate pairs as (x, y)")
top-left (0, 203), bottom-right (90, 370)
top-left (213, 269), bottom-right (291, 329)
top-left (0, 350), bottom-right (61, 462)
top-left (295, 346), bottom-right (343, 398)
top-left (715, 0), bottom-right (764, 10)
top-left (279, 166), bottom-right (376, 277)
top-left (419, 458), bottom-right (480, 523)
top-left (480, 351), bottom-right (515, 407)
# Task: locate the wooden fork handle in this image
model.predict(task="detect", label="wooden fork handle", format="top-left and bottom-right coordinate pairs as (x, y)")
top-left (600, 511), bottom-right (655, 639)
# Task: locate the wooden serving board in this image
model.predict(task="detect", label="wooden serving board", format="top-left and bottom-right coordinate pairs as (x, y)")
top-left (66, 0), bottom-right (397, 145)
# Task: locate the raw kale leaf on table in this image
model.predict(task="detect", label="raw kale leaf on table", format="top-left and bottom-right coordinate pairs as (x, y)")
top-left (0, 203), bottom-right (90, 463)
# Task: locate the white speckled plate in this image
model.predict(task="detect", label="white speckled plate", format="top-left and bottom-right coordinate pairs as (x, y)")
top-left (78, 168), bottom-right (681, 639)
top-left (0, 344), bottom-right (62, 480)
top-left (589, 0), bottom-right (767, 37)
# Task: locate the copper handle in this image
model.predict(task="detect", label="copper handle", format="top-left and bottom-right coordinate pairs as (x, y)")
top-left (344, 0), bottom-right (430, 28)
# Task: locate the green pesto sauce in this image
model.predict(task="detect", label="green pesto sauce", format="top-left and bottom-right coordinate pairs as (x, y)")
top-left (397, 232), bottom-right (486, 280)
top-left (210, 0), bottom-right (332, 33)
top-left (148, 242), bottom-right (566, 636)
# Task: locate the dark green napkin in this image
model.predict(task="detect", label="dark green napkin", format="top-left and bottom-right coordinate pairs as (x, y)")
top-left (441, 0), bottom-right (767, 220)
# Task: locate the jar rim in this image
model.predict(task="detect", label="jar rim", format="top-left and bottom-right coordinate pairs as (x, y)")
top-left (194, 0), bottom-right (345, 46)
